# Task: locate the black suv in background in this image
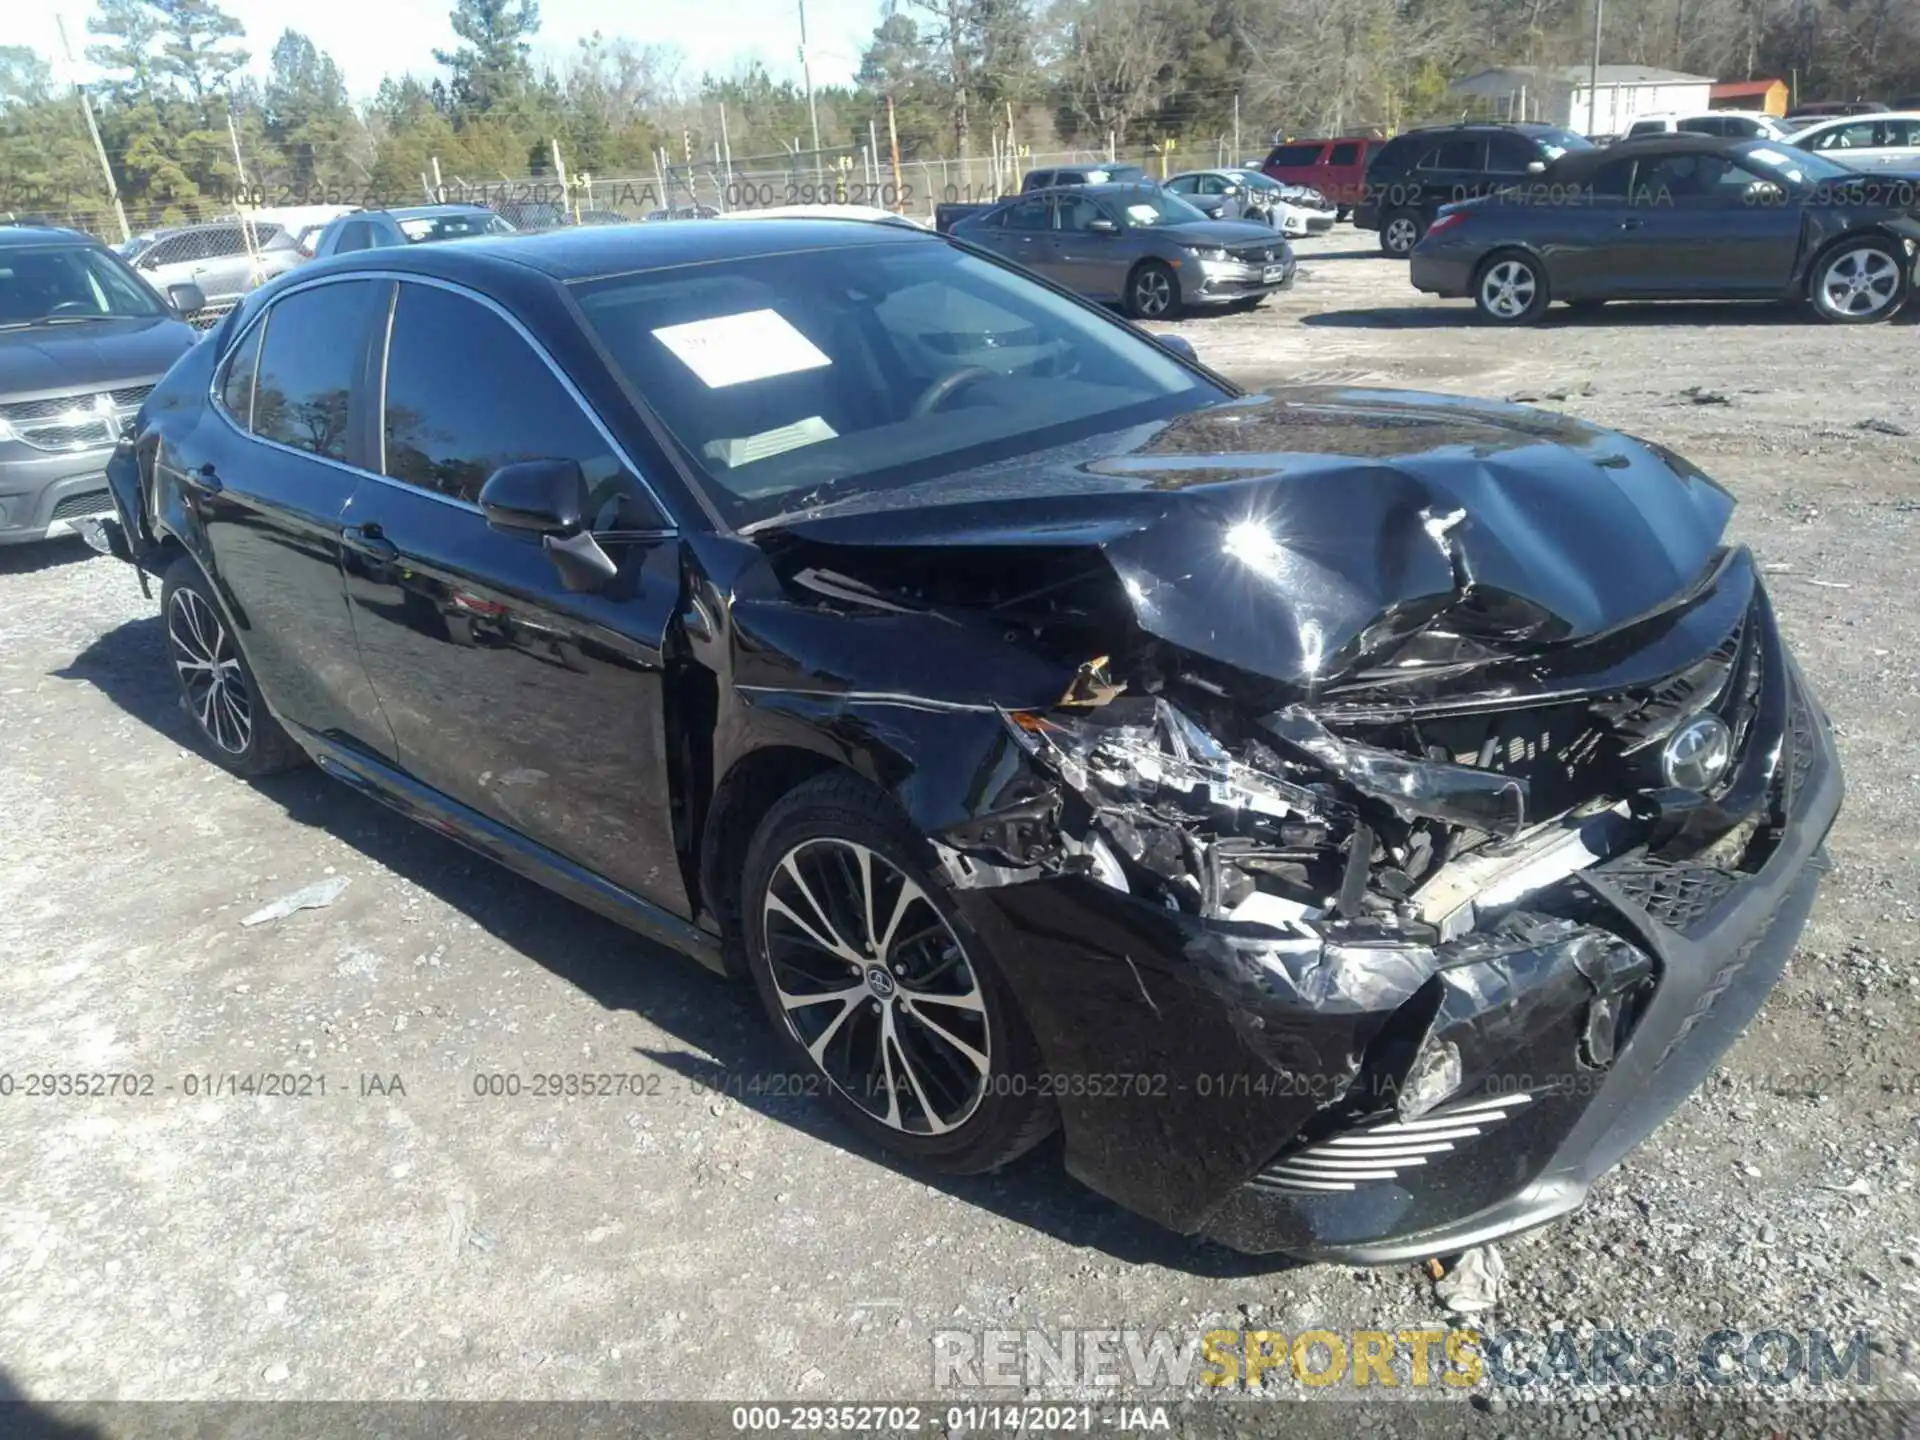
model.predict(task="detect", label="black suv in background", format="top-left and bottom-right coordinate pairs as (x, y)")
top-left (1355, 122), bottom-right (1594, 256)
top-left (0, 226), bottom-right (201, 546)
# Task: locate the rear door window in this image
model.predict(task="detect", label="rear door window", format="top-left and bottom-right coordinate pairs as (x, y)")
top-left (1424, 138), bottom-right (1485, 170)
top-left (250, 280), bottom-right (381, 462)
top-left (216, 320), bottom-right (264, 429)
top-left (1328, 142), bottom-right (1360, 166)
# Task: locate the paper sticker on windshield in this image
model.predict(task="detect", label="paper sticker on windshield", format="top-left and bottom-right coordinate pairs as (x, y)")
top-left (651, 309), bottom-right (831, 388)
top-left (1126, 204), bottom-right (1159, 224)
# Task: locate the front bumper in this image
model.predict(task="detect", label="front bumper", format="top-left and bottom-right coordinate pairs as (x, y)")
top-left (0, 445), bottom-right (122, 545)
top-left (956, 639), bottom-right (1841, 1260)
top-left (1186, 256), bottom-right (1297, 306)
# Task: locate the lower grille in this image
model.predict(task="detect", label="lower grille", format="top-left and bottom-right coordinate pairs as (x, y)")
top-left (1601, 858), bottom-right (1739, 933)
top-left (49, 489), bottom-right (112, 523)
top-left (1253, 1091), bottom-right (1535, 1193)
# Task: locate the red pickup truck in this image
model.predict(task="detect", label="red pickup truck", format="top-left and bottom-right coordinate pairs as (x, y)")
top-left (1259, 138), bottom-right (1380, 213)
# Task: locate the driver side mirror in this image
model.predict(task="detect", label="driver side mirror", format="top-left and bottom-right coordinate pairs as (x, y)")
top-left (1157, 334), bottom-right (1198, 364)
top-left (166, 282), bottom-right (205, 316)
top-left (1526, 160), bottom-right (1547, 173)
top-left (478, 459), bottom-right (617, 591)
top-left (1086, 216), bottom-right (1119, 233)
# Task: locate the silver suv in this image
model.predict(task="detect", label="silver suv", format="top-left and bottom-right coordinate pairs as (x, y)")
top-left (123, 221), bottom-right (304, 320)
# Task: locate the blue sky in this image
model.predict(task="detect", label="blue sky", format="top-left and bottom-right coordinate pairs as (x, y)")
top-left (20, 0), bottom-right (882, 100)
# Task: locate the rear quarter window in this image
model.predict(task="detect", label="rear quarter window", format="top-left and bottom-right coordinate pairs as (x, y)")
top-left (1265, 143), bottom-right (1324, 168)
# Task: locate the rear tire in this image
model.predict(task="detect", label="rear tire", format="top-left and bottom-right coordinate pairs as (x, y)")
top-left (741, 771), bottom-right (1057, 1175)
top-left (1473, 249), bottom-right (1552, 325)
top-left (1380, 208), bottom-right (1425, 257)
top-left (1125, 260), bottom-right (1181, 320)
top-left (1807, 236), bottom-right (1909, 324)
top-left (160, 554), bottom-right (306, 777)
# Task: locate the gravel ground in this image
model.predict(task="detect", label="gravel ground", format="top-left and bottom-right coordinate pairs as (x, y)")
top-left (0, 232), bottom-right (1915, 1433)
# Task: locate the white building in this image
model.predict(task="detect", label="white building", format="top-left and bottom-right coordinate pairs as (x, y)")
top-left (1448, 65), bottom-right (1716, 136)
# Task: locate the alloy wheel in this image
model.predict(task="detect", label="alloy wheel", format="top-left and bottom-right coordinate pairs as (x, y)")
top-left (1385, 217), bottom-right (1419, 253)
top-left (1480, 259), bottom-right (1538, 320)
top-left (1133, 268), bottom-right (1173, 316)
top-left (761, 838), bottom-right (991, 1135)
top-left (1820, 248), bottom-right (1901, 318)
top-left (167, 587), bottom-right (252, 755)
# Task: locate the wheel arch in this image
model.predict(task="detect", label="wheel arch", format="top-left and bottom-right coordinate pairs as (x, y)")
top-left (1800, 224), bottom-right (1913, 289)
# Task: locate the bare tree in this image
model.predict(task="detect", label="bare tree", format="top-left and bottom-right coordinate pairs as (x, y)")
top-left (1048, 0), bottom-right (1181, 144)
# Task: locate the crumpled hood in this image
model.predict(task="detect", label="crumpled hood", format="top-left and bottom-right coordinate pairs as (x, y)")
top-left (0, 317), bottom-right (197, 401)
top-left (753, 388), bottom-right (1735, 690)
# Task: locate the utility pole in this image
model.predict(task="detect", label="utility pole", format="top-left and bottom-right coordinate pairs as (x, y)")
top-left (886, 95), bottom-right (904, 212)
top-left (56, 16), bottom-right (130, 241)
top-left (224, 104), bottom-right (261, 283)
top-left (797, 0), bottom-right (823, 188)
top-left (1588, 0), bottom-right (1605, 134)
top-left (551, 137), bottom-right (573, 222)
top-left (1233, 94), bottom-right (1241, 164)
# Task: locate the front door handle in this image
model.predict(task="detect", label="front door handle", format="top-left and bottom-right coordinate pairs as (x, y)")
top-left (341, 521), bottom-right (398, 563)
top-left (1618, 218), bottom-right (1645, 230)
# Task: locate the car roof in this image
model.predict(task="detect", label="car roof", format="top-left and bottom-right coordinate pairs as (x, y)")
top-left (298, 216), bottom-right (941, 284)
top-left (1545, 133), bottom-right (1759, 173)
top-left (0, 225), bottom-right (99, 249)
top-left (341, 204), bottom-right (493, 223)
top-left (1793, 109), bottom-right (1920, 128)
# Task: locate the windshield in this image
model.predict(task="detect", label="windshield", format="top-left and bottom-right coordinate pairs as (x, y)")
top-left (398, 213), bottom-right (515, 242)
top-left (0, 243), bottom-right (166, 326)
top-left (1742, 144), bottom-right (1858, 184)
top-left (571, 239), bottom-right (1220, 524)
top-left (1111, 189), bottom-right (1211, 227)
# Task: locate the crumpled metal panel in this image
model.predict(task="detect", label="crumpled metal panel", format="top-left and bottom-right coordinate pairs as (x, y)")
top-left (754, 388), bottom-right (1734, 690)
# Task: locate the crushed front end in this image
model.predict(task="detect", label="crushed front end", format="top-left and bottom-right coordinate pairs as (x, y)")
top-left (928, 544), bottom-right (1841, 1259)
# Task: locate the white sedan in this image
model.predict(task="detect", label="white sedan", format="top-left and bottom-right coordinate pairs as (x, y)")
top-left (1788, 112), bottom-right (1920, 171)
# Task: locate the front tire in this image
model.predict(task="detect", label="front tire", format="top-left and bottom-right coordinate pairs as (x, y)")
top-left (741, 772), bottom-right (1057, 1174)
top-left (1808, 236), bottom-right (1909, 323)
top-left (161, 554), bottom-right (305, 777)
top-left (1380, 208), bottom-right (1425, 257)
top-left (1126, 260), bottom-right (1181, 320)
top-left (1474, 250), bottom-right (1552, 324)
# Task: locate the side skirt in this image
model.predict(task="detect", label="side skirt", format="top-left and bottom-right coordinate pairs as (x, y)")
top-left (293, 726), bottom-right (727, 975)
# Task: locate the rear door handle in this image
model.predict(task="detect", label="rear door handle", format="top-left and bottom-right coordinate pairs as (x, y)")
top-left (1618, 218), bottom-right (1645, 230)
top-left (341, 521), bottom-right (398, 563)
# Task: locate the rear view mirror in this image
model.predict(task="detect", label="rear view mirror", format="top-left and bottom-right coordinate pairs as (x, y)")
top-left (1157, 334), bottom-right (1198, 363)
top-left (479, 458), bottom-right (616, 591)
top-left (1087, 217), bottom-right (1119, 233)
top-left (166, 282), bottom-right (205, 315)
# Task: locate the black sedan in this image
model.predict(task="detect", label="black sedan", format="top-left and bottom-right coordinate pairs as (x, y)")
top-left (1411, 134), bottom-right (1920, 323)
top-left (92, 219), bottom-right (1840, 1260)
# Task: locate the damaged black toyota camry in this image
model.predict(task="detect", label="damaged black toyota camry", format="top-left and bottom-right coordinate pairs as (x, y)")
top-left (92, 218), bottom-right (1841, 1261)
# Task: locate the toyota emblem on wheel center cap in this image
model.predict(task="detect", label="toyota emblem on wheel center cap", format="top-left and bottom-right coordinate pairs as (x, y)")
top-left (865, 965), bottom-right (897, 999)
top-left (1661, 713), bottom-right (1734, 792)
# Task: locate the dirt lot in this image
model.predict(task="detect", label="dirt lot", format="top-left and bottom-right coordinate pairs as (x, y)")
top-left (2, 233), bottom-right (1916, 1426)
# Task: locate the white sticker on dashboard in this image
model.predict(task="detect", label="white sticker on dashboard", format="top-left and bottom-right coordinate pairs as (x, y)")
top-left (651, 309), bottom-right (832, 388)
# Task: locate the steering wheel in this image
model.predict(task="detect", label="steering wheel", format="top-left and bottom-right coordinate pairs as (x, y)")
top-left (911, 365), bottom-right (996, 417)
